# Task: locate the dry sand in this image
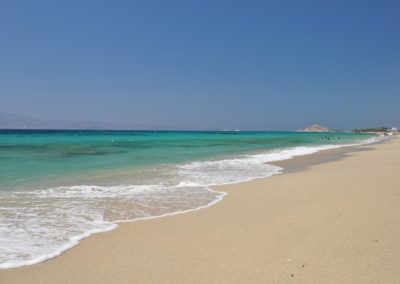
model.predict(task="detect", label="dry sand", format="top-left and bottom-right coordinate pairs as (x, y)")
top-left (1, 137), bottom-right (400, 283)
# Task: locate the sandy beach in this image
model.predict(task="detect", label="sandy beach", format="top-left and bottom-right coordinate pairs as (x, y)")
top-left (1, 136), bottom-right (399, 283)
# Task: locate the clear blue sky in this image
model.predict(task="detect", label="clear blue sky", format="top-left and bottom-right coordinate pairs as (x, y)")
top-left (0, 0), bottom-right (399, 130)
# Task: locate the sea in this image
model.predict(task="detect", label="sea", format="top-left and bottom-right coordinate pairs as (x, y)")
top-left (0, 130), bottom-right (381, 268)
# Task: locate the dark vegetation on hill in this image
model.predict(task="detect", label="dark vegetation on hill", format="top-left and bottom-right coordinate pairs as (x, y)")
top-left (353, 127), bottom-right (391, 133)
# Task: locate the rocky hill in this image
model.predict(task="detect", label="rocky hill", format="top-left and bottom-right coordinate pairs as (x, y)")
top-left (299, 124), bottom-right (331, 132)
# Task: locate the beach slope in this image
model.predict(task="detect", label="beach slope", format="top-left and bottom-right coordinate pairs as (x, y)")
top-left (1, 137), bottom-right (399, 283)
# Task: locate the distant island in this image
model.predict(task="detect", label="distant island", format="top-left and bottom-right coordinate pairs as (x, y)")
top-left (298, 124), bottom-right (331, 132)
top-left (353, 127), bottom-right (397, 133)
top-left (299, 125), bottom-right (398, 133)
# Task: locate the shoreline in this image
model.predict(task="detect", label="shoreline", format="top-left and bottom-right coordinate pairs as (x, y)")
top-left (271, 142), bottom-right (379, 173)
top-left (0, 137), bottom-right (382, 269)
top-left (0, 136), bottom-right (381, 269)
top-left (1, 136), bottom-right (399, 283)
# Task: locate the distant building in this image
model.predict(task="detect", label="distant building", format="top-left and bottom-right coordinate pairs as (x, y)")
top-left (391, 127), bottom-right (398, 132)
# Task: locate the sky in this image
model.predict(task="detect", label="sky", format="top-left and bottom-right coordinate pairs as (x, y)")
top-left (0, 0), bottom-right (399, 130)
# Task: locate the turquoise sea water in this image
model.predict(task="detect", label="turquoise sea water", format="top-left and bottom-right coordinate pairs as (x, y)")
top-left (0, 130), bottom-right (379, 268)
top-left (0, 130), bottom-right (376, 187)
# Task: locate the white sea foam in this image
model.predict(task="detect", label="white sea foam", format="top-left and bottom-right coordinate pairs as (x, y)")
top-left (0, 135), bottom-right (385, 269)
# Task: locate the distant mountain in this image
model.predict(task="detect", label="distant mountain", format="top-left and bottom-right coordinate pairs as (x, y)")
top-left (298, 124), bottom-right (331, 132)
top-left (0, 112), bottom-right (172, 130)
